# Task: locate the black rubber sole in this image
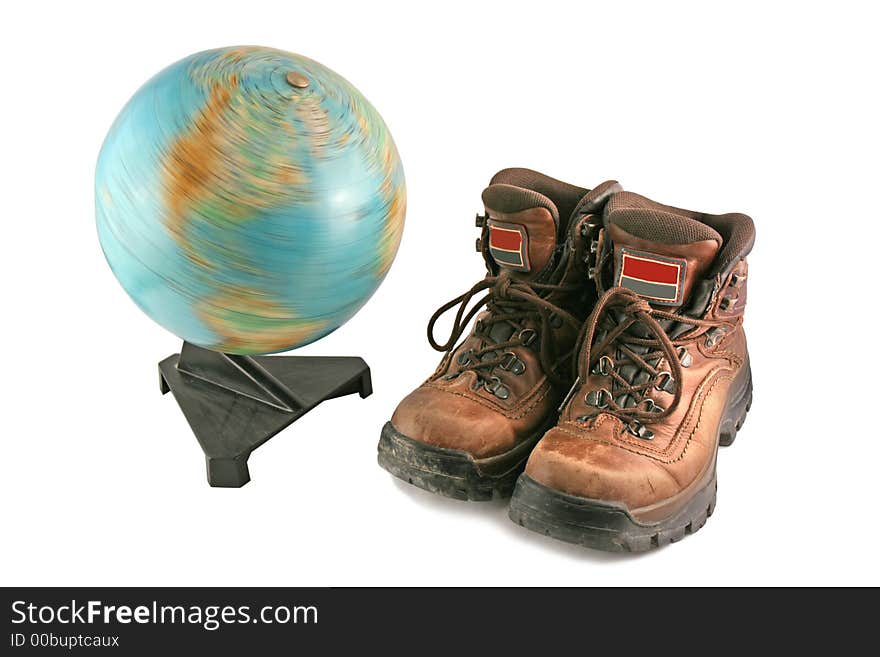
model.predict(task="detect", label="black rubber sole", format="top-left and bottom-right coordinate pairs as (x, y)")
top-left (377, 422), bottom-right (543, 501)
top-left (508, 473), bottom-right (718, 552)
top-left (508, 368), bottom-right (752, 552)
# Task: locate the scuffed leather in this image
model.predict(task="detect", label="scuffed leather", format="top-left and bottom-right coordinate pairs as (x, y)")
top-left (525, 250), bottom-right (750, 511)
top-left (391, 203), bottom-right (596, 460)
top-left (392, 302), bottom-right (580, 459)
top-left (391, 371), bottom-right (556, 459)
top-left (527, 357), bottom-right (738, 508)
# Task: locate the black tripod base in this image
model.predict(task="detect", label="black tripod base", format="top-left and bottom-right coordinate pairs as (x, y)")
top-left (158, 342), bottom-right (372, 487)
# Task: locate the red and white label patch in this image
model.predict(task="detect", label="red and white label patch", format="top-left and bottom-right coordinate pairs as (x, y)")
top-left (488, 221), bottom-right (530, 272)
top-left (615, 248), bottom-right (688, 306)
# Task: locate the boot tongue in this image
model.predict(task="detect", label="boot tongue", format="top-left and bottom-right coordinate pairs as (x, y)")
top-left (605, 192), bottom-right (722, 307)
top-left (481, 183), bottom-right (559, 281)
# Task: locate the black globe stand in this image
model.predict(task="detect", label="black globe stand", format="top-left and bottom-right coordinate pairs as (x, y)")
top-left (158, 342), bottom-right (372, 487)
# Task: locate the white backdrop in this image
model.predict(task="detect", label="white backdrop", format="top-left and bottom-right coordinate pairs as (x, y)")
top-left (2, 0), bottom-right (877, 586)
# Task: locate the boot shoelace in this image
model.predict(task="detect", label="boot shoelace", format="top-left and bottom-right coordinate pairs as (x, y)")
top-left (573, 286), bottom-right (734, 439)
top-left (428, 270), bottom-right (581, 392)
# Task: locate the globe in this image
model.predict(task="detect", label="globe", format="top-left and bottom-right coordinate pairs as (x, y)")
top-left (96, 46), bottom-right (406, 355)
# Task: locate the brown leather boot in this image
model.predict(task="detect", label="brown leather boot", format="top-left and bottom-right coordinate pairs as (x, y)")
top-left (378, 169), bottom-right (621, 500)
top-left (509, 191), bottom-right (754, 550)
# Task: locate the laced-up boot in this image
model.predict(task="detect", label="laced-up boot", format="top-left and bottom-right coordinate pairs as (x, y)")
top-left (509, 191), bottom-right (754, 549)
top-left (378, 169), bottom-right (621, 500)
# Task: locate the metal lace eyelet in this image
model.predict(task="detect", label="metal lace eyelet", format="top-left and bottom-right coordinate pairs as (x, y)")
top-left (677, 347), bottom-right (692, 368)
top-left (475, 319), bottom-right (485, 334)
top-left (457, 350), bottom-right (473, 366)
top-left (626, 420), bottom-right (654, 440)
top-left (500, 352), bottom-right (526, 375)
top-left (640, 398), bottom-right (664, 414)
top-left (654, 371), bottom-right (675, 393)
top-left (704, 327), bottom-right (727, 348)
top-left (585, 388), bottom-right (611, 409)
top-left (719, 292), bottom-right (736, 311)
top-left (518, 328), bottom-right (538, 347)
top-left (485, 376), bottom-right (510, 400)
top-left (592, 355), bottom-right (614, 376)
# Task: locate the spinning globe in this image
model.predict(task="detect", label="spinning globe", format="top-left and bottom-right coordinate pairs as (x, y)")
top-left (96, 46), bottom-right (406, 354)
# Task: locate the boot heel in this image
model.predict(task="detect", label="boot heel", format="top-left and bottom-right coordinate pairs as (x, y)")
top-left (719, 363), bottom-right (752, 447)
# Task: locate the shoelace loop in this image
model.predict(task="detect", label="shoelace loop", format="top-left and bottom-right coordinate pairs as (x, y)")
top-left (574, 286), bottom-right (735, 435)
top-left (428, 270), bottom-right (581, 386)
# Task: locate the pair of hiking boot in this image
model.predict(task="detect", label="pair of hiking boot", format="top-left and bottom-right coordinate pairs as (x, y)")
top-left (377, 168), bottom-right (754, 552)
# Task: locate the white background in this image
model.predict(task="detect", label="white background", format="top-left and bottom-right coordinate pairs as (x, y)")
top-left (2, 1), bottom-right (878, 586)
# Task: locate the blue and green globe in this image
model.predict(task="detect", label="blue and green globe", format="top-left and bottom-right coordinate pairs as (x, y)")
top-left (96, 46), bottom-right (406, 354)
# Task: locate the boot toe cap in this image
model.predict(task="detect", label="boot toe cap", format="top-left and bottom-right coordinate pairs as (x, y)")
top-left (524, 425), bottom-right (680, 510)
top-left (391, 384), bottom-right (518, 459)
